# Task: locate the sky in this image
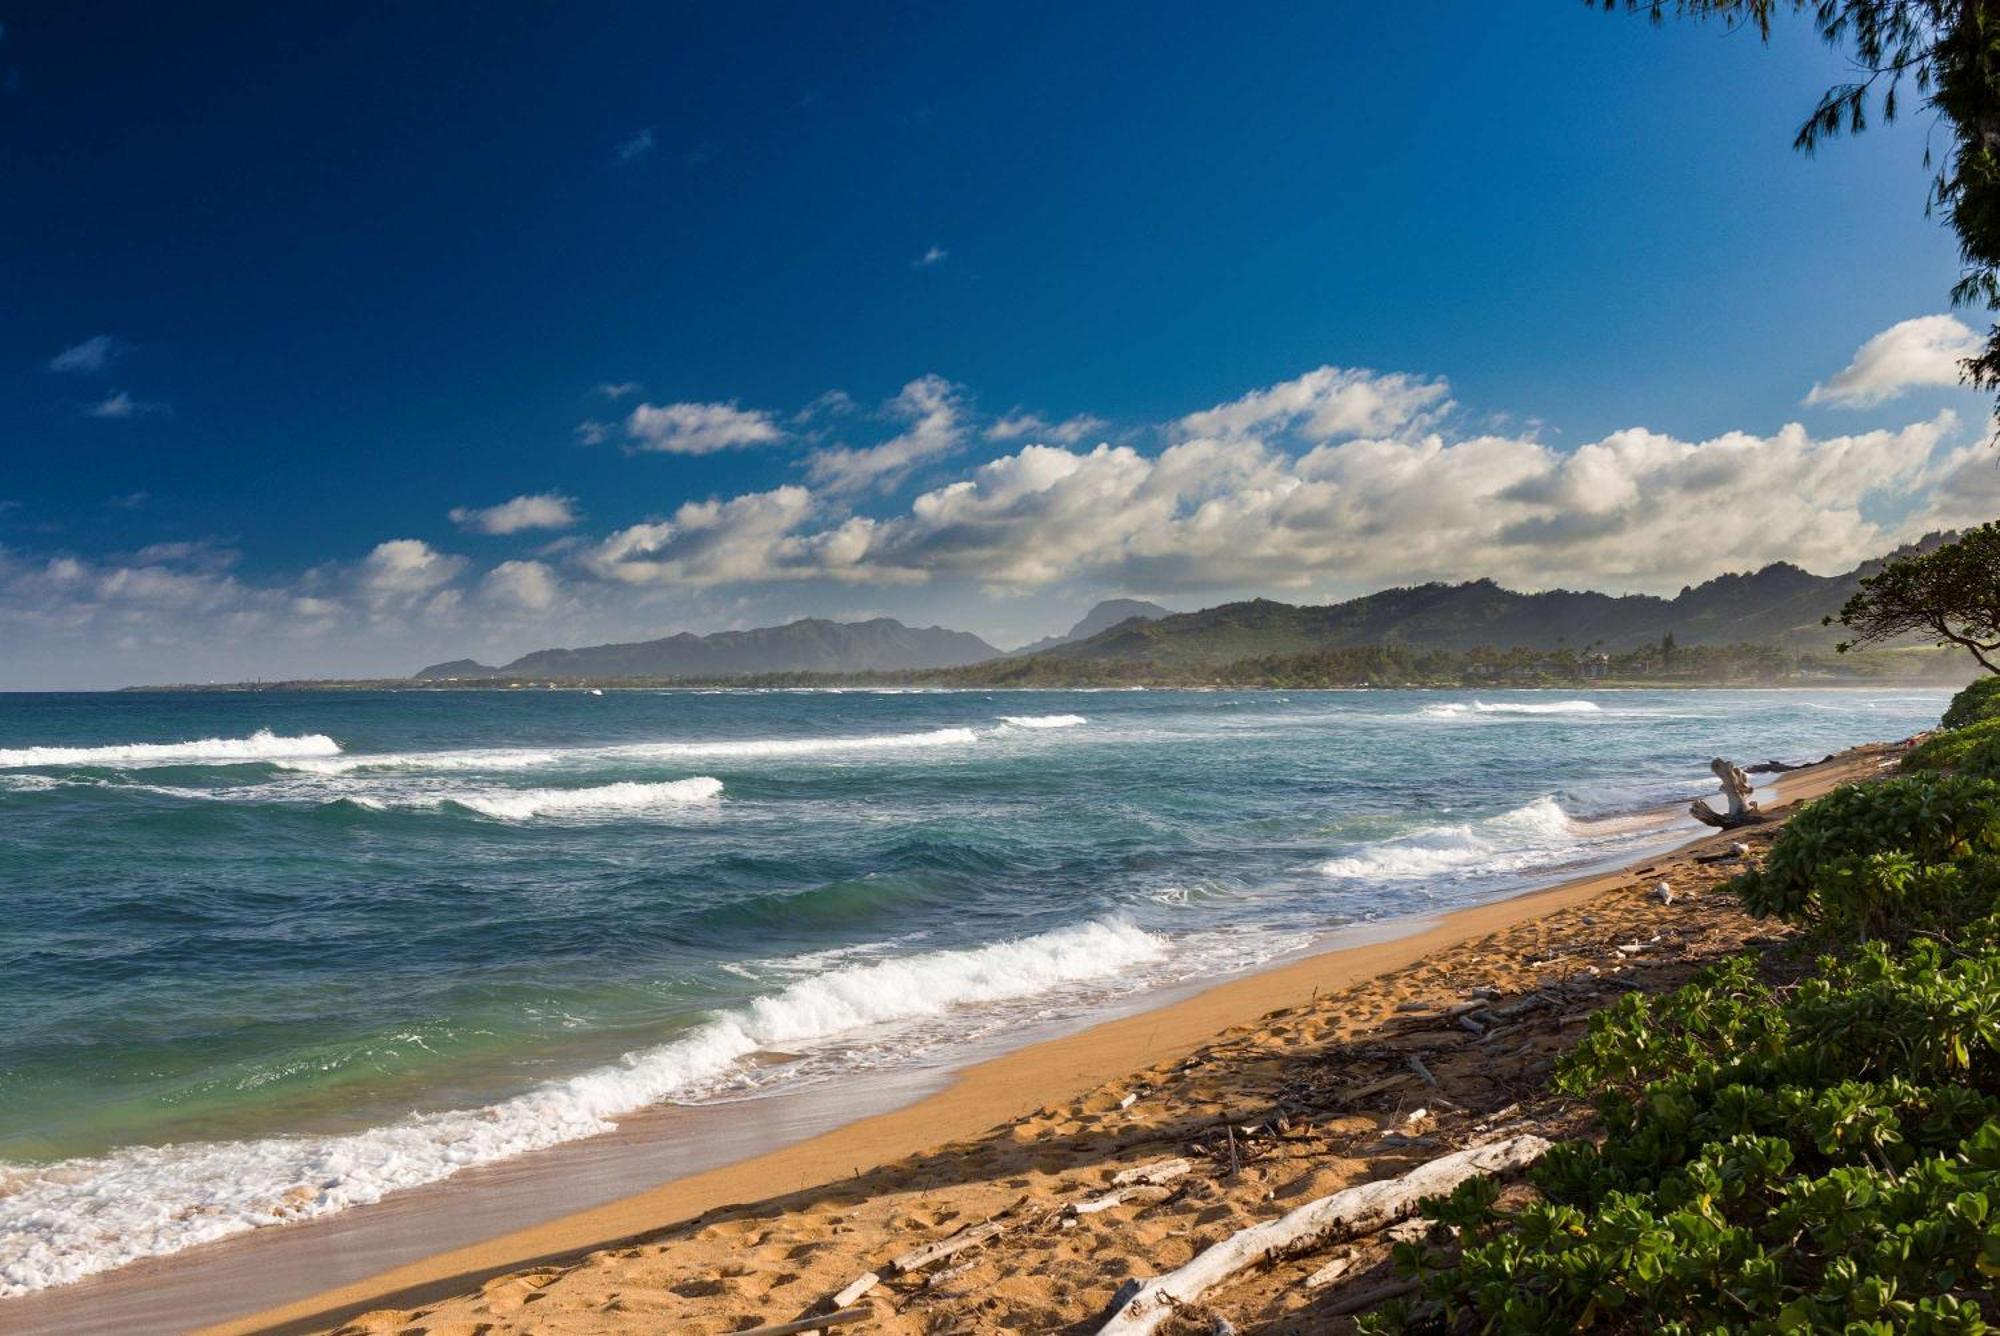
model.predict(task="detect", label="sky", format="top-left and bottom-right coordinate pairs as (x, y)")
top-left (3, 2), bottom-right (1998, 689)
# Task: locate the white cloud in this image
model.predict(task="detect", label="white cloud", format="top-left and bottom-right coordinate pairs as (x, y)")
top-left (915, 245), bottom-right (948, 268)
top-left (575, 419), bottom-right (612, 446)
top-left (450, 492), bottom-right (580, 535)
top-left (794, 389), bottom-right (857, 423)
top-left (593, 381), bottom-right (643, 400)
top-left (625, 400), bottom-right (785, 454)
top-left (806, 374), bottom-right (967, 494)
top-left (49, 335), bottom-right (117, 374)
top-left (615, 128), bottom-right (654, 164)
top-left (986, 410), bottom-right (1110, 445)
top-left (619, 408), bottom-right (1960, 598)
top-left (1176, 365), bottom-right (1451, 442)
top-left (85, 390), bottom-right (166, 420)
top-left (1806, 314), bottom-right (1981, 408)
top-left (360, 539), bottom-right (466, 595)
top-left (582, 486), bottom-right (889, 587)
top-left (479, 559), bottom-right (561, 611)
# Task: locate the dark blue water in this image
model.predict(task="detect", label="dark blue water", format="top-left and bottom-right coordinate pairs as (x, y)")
top-left (0, 685), bottom-right (1947, 1292)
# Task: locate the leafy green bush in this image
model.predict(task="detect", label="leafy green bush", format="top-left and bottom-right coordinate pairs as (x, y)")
top-left (1732, 776), bottom-right (2000, 941)
top-left (1944, 676), bottom-right (2000, 731)
top-left (1360, 951), bottom-right (2000, 1333)
top-left (1908, 718), bottom-right (2000, 779)
top-left (1357, 759), bottom-right (2000, 1333)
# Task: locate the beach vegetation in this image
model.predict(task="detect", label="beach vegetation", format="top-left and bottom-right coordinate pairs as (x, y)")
top-left (1944, 675), bottom-right (2000, 731)
top-left (1832, 524), bottom-right (2000, 673)
top-left (1360, 701), bottom-right (2000, 1330)
top-left (1907, 718), bottom-right (2000, 778)
top-left (1734, 775), bottom-right (2000, 940)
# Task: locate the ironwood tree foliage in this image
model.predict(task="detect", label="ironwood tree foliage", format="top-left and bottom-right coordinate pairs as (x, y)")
top-left (1602, 1), bottom-right (2000, 410)
top-left (1830, 522), bottom-right (2000, 671)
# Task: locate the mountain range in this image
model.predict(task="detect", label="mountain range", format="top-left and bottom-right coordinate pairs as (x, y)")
top-left (1009, 599), bottom-right (1172, 656)
top-left (415, 537), bottom-right (1946, 682)
top-left (416, 618), bottom-right (1000, 680)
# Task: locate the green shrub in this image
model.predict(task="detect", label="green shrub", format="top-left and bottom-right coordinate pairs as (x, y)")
top-left (1908, 717), bottom-right (2000, 779)
top-left (1944, 676), bottom-right (2000, 731)
top-left (1733, 776), bottom-right (2000, 940)
top-left (1360, 952), bottom-right (2000, 1334)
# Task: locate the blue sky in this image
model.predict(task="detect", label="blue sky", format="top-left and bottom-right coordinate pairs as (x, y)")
top-left (2, 3), bottom-right (1994, 687)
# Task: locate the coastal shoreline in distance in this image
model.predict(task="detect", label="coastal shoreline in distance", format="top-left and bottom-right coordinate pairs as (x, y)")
top-left (72, 737), bottom-right (1897, 1336)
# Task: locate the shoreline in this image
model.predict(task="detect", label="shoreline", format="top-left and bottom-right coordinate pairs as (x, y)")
top-left (87, 738), bottom-right (1893, 1336)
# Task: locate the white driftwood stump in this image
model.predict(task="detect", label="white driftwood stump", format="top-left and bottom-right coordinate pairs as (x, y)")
top-left (1689, 757), bottom-right (1763, 830)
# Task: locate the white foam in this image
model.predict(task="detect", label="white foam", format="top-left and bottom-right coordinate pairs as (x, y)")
top-left (1420, 699), bottom-right (1604, 719)
top-left (446, 777), bottom-right (723, 820)
top-left (0, 730), bottom-right (342, 769)
top-left (0, 917), bottom-right (1167, 1296)
top-left (281, 727), bottom-right (981, 776)
top-left (1319, 796), bottom-right (1591, 881)
top-left (998, 714), bottom-right (1086, 729)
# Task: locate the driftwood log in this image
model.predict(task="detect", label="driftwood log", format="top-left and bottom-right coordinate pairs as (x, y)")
top-left (732, 1305), bottom-right (872, 1336)
top-left (1689, 757), bottom-right (1764, 830)
top-left (1094, 1134), bottom-right (1552, 1335)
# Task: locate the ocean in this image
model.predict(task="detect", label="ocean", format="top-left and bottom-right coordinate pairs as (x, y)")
top-left (0, 685), bottom-right (1948, 1296)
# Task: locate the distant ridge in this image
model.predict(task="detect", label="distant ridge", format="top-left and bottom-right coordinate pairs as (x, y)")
top-left (1026, 537), bottom-right (1956, 671)
top-left (416, 617), bottom-right (1001, 680)
top-left (1011, 598), bottom-right (1171, 655)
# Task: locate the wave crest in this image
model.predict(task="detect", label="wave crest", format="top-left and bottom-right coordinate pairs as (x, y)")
top-left (446, 777), bottom-right (724, 820)
top-left (281, 727), bottom-right (980, 775)
top-left (1319, 796), bottom-right (1585, 881)
top-left (0, 729), bottom-right (342, 769)
top-left (998, 714), bottom-right (1087, 729)
top-left (1420, 699), bottom-right (1604, 719)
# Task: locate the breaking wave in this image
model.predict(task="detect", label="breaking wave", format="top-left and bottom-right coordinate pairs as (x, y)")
top-left (1318, 796), bottom-right (1616, 881)
top-left (0, 730), bottom-right (342, 769)
top-left (281, 727), bottom-right (982, 775)
top-left (998, 714), bottom-right (1087, 729)
top-left (1420, 699), bottom-right (1604, 719)
top-left (440, 777), bottom-right (724, 820)
top-left (0, 917), bottom-right (1165, 1295)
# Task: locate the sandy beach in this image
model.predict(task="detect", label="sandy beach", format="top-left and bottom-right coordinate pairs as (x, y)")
top-left (77, 737), bottom-right (1895, 1336)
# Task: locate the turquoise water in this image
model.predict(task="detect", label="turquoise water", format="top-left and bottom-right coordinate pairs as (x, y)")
top-left (0, 686), bottom-right (1947, 1293)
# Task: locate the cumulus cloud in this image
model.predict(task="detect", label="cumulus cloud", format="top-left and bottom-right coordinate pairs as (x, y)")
top-left (575, 406), bottom-right (1958, 597)
top-left (450, 492), bottom-right (579, 535)
top-left (1176, 365), bottom-right (1452, 442)
top-left (593, 381), bottom-right (643, 400)
top-left (49, 335), bottom-right (118, 374)
top-left (986, 411), bottom-right (1110, 445)
top-left (479, 559), bottom-right (561, 611)
top-left (806, 374), bottom-right (967, 494)
top-left (1806, 314), bottom-right (1981, 408)
top-left (575, 419), bottom-right (612, 446)
top-left (914, 245), bottom-right (948, 268)
top-left (360, 539), bottom-right (466, 595)
top-left (581, 486), bottom-right (890, 587)
top-left (625, 400), bottom-right (785, 454)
